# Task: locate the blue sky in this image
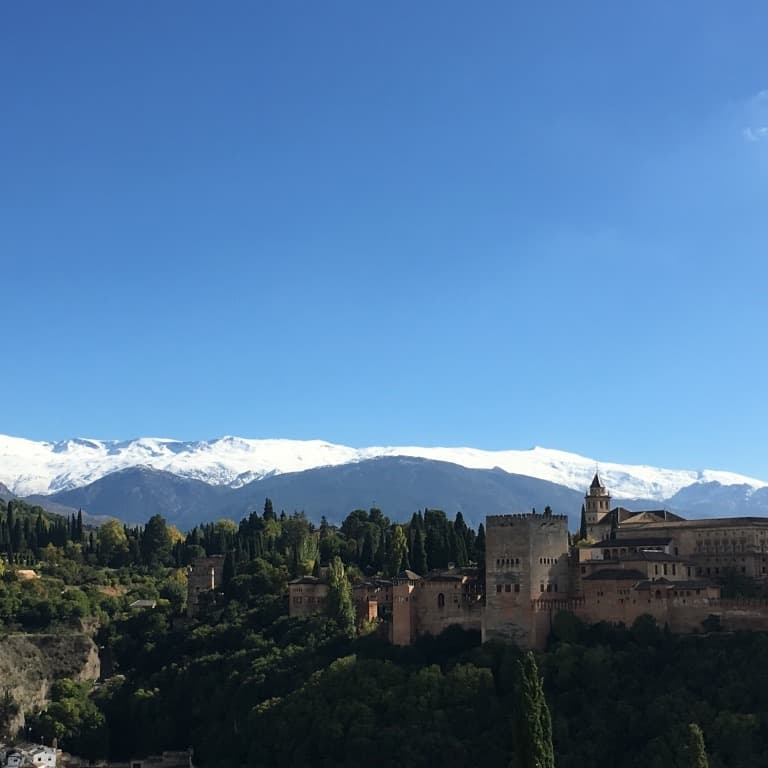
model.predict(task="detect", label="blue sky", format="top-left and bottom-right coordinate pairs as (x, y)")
top-left (2, 2), bottom-right (768, 476)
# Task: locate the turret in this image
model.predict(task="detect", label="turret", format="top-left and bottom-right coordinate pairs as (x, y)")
top-left (584, 471), bottom-right (611, 528)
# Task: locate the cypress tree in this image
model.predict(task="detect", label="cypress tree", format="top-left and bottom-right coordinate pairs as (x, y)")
top-left (688, 723), bottom-right (709, 768)
top-left (12, 519), bottom-right (23, 555)
top-left (412, 527), bottom-right (428, 575)
top-left (513, 652), bottom-right (555, 768)
top-left (360, 531), bottom-right (375, 570)
top-left (373, 532), bottom-right (387, 573)
top-left (6, 502), bottom-right (14, 559)
top-left (222, 551), bottom-right (235, 588)
top-left (263, 498), bottom-right (275, 522)
top-left (476, 523), bottom-right (486, 569)
top-left (579, 504), bottom-right (587, 542)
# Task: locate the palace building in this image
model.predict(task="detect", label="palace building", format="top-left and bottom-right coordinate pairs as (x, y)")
top-left (282, 473), bottom-right (768, 648)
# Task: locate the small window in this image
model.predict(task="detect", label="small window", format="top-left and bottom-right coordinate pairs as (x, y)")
top-left (505, 584), bottom-right (511, 592)
top-left (496, 584), bottom-right (502, 593)
top-left (437, 593), bottom-right (445, 608)
top-left (514, 584), bottom-right (520, 593)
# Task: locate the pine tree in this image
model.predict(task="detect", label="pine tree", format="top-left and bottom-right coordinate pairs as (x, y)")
top-left (326, 556), bottom-right (355, 637)
top-left (263, 498), bottom-right (276, 522)
top-left (688, 723), bottom-right (709, 768)
top-left (513, 652), bottom-right (555, 768)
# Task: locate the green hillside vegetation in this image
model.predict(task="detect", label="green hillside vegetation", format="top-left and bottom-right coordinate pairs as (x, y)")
top-left (1, 497), bottom-right (767, 766)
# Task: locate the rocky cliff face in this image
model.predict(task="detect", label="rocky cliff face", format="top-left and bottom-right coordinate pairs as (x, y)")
top-left (0, 633), bottom-right (100, 734)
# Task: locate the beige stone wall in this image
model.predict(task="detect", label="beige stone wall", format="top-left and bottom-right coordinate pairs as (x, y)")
top-left (483, 513), bottom-right (570, 647)
top-left (410, 577), bottom-right (482, 638)
top-left (288, 583), bottom-right (328, 617)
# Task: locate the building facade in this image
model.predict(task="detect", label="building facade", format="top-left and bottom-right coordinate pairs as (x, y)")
top-left (285, 472), bottom-right (768, 648)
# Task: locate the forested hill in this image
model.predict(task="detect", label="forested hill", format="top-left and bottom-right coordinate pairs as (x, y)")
top-left (0, 493), bottom-right (766, 767)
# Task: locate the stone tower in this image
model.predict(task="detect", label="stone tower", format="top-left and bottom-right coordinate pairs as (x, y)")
top-left (187, 555), bottom-right (225, 617)
top-left (585, 471), bottom-right (611, 539)
top-left (483, 510), bottom-right (570, 648)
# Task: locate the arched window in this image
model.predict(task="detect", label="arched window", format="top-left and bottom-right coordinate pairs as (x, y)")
top-left (437, 593), bottom-right (445, 608)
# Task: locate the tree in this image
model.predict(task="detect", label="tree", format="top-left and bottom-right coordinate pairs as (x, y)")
top-left (579, 504), bottom-right (587, 542)
top-left (140, 515), bottom-right (172, 567)
top-left (411, 527), bottom-right (428, 575)
top-left (223, 551), bottom-right (235, 588)
top-left (688, 723), bottom-right (709, 768)
top-left (98, 520), bottom-right (129, 565)
top-left (5, 501), bottom-right (13, 559)
top-left (387, 525), bottom-right (409, 576)
top-left (476, 523), bottom-right (486, 570)
top-left (513, 652), bottom-right (554, 768)
top-left (326, 556), bottom-right (355, 637)
top-left (360, 531), bottom-right (375, 570)
top-left (263, 498), bottom-right (276, 522)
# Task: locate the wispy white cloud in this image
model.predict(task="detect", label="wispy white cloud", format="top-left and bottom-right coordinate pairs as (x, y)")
top-left (742, 89), bottom-right (768, 142)
top-left (743, 126), bottom-right (768, 142)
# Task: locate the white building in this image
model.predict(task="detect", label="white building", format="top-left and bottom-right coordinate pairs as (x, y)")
top-left (29, 746), bottom-right (56, 767)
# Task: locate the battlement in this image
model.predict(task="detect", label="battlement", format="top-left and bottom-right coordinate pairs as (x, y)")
top-left (486, 512), bottom-right (569, 526)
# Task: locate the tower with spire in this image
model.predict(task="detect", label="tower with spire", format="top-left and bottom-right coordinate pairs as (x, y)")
top-left (584, 470), bottom-right (612, 539)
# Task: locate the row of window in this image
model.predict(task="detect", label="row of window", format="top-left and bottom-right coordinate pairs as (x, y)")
top-left (494, 583), bottom-right (560, 594)
top-left (493, 556), bottom-right (560, 568)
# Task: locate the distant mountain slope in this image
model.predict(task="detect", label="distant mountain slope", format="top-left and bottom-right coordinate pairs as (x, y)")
top-left (44, 456), bottom-right (746, 531)
top-left (2, 433), bottom-right (765, 503)
top-left (46, 457), bottom-right (587, 529)
top-left (665, 482), bottom-right (768, 519)
top-left (48, 467), bottom-right (231, 528)
top-left (227, 456), bottom-right (587, 529)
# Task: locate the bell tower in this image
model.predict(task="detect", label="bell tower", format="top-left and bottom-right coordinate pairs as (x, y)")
top-left (584, 471), bottom-right (611, 529)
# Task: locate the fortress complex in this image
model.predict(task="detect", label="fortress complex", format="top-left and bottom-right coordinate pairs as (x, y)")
top-left (279, 472), bottom-right (768, 648)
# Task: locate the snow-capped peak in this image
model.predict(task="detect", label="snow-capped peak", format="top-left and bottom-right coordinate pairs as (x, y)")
top-left (0, 433), bottom-right (765, 502)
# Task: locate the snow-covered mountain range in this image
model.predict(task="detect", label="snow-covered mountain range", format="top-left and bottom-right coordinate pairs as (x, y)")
top-left (1, 433), bottom-right (765, 502)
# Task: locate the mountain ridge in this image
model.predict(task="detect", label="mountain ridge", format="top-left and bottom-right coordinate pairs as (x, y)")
top-left (1, 433), bottom-right (765, 502)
